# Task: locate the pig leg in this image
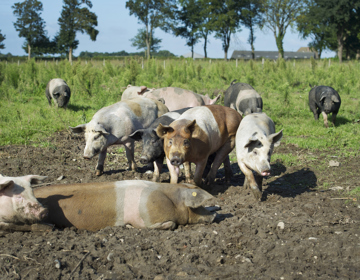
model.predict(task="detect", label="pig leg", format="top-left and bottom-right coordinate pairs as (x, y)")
top-left (321, 111), bottom-right (329, 128)
top-left (183, 162), bottom-right (191, 183)
top-left (332, 112), bottom-right (337, 126)
top-left (96, 148), bottom-right (107, 176)
top-left (205, 139), bottom-right (234, 185)
top-left (124, 141), bottom-right (137, 170)
top-left (238, 162), bottom-right (262, 201)
top-left (166, 157), bottom-right (180, 184)
top-left (153, 158), bottom-right (164, 182)
top-left (193, 159), bottom-right (208, 186)
top-left (223, 155), bottom-right (232, 183)
top-left (148, 221), bottom-right (177, 230)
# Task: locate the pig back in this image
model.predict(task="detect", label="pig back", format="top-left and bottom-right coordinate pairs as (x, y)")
top-left (224, 83), bottom-right (255, 108)
top-left (34, 182), bottom-right (118, 231)
top-left (147, 87), bottom-right (205, 111)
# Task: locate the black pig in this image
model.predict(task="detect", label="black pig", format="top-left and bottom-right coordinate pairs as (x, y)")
top-left (129, 108), bottom-right (191, 182)
top-left (45, 78), bottom-right (71, 108)
top-left (309, 85), bottom-right (341, 127)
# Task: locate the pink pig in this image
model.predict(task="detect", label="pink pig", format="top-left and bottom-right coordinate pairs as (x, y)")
top-left (0, 175), bottom-right (48, 231)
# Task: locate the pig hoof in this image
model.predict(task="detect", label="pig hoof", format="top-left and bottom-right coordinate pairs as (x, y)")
top-left (96, 170), bottom-right (103, 176)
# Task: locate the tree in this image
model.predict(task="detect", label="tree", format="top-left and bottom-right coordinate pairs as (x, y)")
top-left (297, 3), bottom-right (337, 59)
top-left (130, 28), bottom-right (162, 56)
top-left (240, 0), bottom-right (264, 59)
top-left (262, 0), bottom-right (304, 59)
top-left (57, 0), bottom-right (99, 63)
top-left (209, 0), bottom-right (243, 60)
top-left (126, 0), bottom-right (176, 59)
top-left (297, 0), bottom-right (360, 63)
top-left (12, 0), bottom-right (48, 60)
top-left (172, 0), bottom-right (202, 58)
top-left (0, 30), bottom-right (5, 50)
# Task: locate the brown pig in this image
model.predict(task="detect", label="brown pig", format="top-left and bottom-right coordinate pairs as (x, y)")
top-left (34, 180), bottom-right (216, 231)
top-left (156, 105), bottom-right (242, 186)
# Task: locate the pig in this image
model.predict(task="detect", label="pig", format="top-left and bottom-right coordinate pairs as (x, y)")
top-left (156, 105), bottom-right (242, 186)
top-left (69, 98), bottom-right (169, 176)
top-left (121, 84), bottom-right (155, 101)
top-left (235, 113), bottom-right (283, 201)
top-left (129, 107), bottom-right (192, 182)
top-left (45, 78), bottom-right (71, 108)
top-left (309, 85), bottom-right (341, 127)
top-left (0, 175), bottom-right (48, 231)
top-left (122, 85), bottom-right (220, 111)
top-left (224, 80), bottom-right (263, 116)
top-left (34, 180), bottom-right (216, 231)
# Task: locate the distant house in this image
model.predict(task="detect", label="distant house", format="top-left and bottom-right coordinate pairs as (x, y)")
top-left (182, 52), bottom-right (205, 59)
top-left (230, 50), bottom-right (316, 60)
top-left (297, 47), bottom-right (319, 59)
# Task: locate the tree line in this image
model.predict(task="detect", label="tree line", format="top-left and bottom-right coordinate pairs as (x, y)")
top-left (1, 0), bottom-right (359, 63)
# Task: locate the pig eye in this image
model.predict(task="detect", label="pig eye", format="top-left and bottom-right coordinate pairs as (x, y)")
top-left (54, 92), bottom-right (60, 98)
top-left (151, 140), bottom-right (158, 146)
top-left (253, 150), bottom-right (258, 155)
top-left (94, 134), bottom-right (101, 140)
top-left (184, 139), bottom-right (190, 147)
top-left (168, 139), bottom-right (173, 146)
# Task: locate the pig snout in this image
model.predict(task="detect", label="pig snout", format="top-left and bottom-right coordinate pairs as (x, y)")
top-left (261, 170), bottom-right (271, 176)
top-left (25, 202), bottom-right (48, 222)
top-left (140, 156), bottom-right (150, 165)
top-left (170, 156), bottom-right (183, 166)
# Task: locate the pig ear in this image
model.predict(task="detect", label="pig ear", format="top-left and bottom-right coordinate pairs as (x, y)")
top-left (269, 129), bottom-right (283, 147)
top-left (331, 95), bottom-right (340, 102)
top-left (183, 188), bottom-right (214, 208)
top-left (156, 123), bottom-right (174, 138)
top-left (157, 97), bottom-right (165, 104)
top-left (137, 86), bottom-right (147, 95)
top-left (23, 175), bottom-right (48, 185)
top-left (185, 120), bottom-right (197, 134)
top-left (0, 180), bottom-right (14, 192)
top-left (320, 95), bottom-right (326, 102)
top-left (69, 124), bottom-right (87, 134)
top-left (95, 123), bottom-right (110, 135)
top-left (129, 129), bottom-right (144, 141)
top-left (244, 134), bottom-right (258, 148)
top-left (210, 94), bottom-right (221, 104)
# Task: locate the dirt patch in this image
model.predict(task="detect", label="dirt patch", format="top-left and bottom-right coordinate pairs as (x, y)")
top-left (0, 131), bottom-right (359, 279)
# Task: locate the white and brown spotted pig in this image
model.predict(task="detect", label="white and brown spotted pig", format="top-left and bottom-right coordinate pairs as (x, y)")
top-left (34, 180), bottom-right (216, 231)
top-left (0, 175), bottom-right (48, 231)
top-left (70, 98), bottom-right (169, 176)
top-left (156, 105), bottom-right (242, 186)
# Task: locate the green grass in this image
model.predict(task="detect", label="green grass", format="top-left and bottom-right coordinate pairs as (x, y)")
top-left (0, 58), bottom-right (359, 157)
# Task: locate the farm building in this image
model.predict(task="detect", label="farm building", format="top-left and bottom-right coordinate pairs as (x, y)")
top-left (231, 48), bottom-right (316, 60)
top-left (181, 52), bottom-right (205, 59)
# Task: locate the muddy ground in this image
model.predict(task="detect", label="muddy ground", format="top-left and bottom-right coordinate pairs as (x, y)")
top-left (0, 130), bottom-right (359, 280)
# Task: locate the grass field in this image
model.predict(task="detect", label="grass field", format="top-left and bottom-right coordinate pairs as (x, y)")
top-left (0, 58), bottom-right (359, 157)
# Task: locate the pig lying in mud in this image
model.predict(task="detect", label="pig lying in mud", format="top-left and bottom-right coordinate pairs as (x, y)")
top-left (129, 108), bottom-right (192, 182)
top-left (309, 85), bottom-right (341, 127)
top-left (236, 113), bottom-right (283, 201)
top-left (34, 180), bottom-right (216, 231)
top-left (224, 80), bottom-right (263, 116)
top-left (70, 98), bottom-right (169, 176)
top-left (45, 78), bottom-right (71, 108)
top-left (156, 105), bottom-right (242, 186)
top-left (0, 175), bottom-right (48, 231)
top-left (122, 85), bottom-right (220, 111)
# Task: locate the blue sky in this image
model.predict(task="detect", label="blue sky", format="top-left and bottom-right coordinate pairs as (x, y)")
top-left (0, 0), bottom-right (335, 58)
